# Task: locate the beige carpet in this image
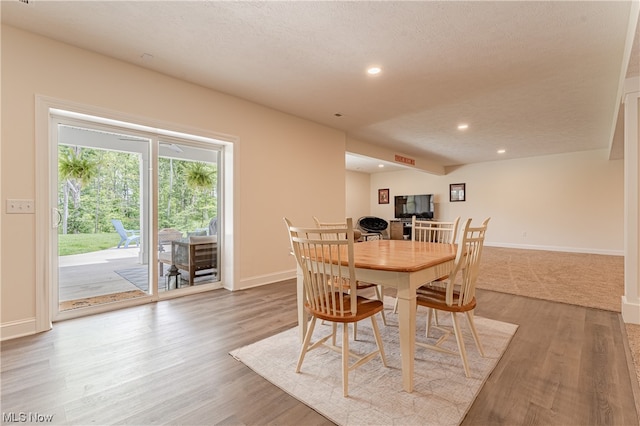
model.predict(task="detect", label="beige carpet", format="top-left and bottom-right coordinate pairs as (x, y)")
top-left (478, 246), bottom-right (624, 312)
top-left (232, 298), bottom-right (517, 426)
top-left (478, 247), bottom-right (640, 397)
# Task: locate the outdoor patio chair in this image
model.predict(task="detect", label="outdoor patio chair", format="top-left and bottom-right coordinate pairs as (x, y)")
top-left (111, 219), bottom-right (140, 248)
top-left (208, 217), bottom-right (217, 236)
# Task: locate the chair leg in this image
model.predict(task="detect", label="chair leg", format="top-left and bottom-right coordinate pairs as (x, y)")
top-left (342, 322), bottom-right (349, 397)
top-left (332, 322), bottom-right (337, 346)
top-left (296, 317), bottom-right (317, 373)
top-left (425, 308), bottom-right (440, 337)
top-left (370, 316), bottom-right (387, 367)
top-left (465, 310), bottom-right (485, 357)
top-left (426, 308), bottom-right (434, 337)
top-left (353, 322), bottom-right (358, 340)
top-left (374, 285), bottom-right (387, 325)
top-left (450, 313), bottom-right (471, 378)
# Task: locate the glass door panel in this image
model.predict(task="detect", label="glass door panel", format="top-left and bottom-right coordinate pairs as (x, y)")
top-left (158, 141), bottom-right (220, 291)
top-left (55, 123), bottom-right (151, 314)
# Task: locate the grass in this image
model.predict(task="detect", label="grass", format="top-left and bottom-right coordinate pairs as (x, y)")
top-left (58, 232), bottom-right (122, 256)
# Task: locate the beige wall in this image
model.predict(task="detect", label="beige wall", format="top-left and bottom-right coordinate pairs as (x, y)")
top-left (368, 149), bottom-right (624, 254)
top-left (0, 24), bottom-right (630, 336)
top-left (1, 26), bottom-right (346, 329)
top-left (345, 170), bottom-right (371, 221)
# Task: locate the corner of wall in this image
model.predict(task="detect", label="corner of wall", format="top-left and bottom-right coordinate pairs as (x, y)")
top-left (622, 296), bottom-right (640, 325)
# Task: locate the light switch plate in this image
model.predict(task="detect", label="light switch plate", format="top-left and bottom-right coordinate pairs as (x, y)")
top-left (6, 199), bottom-right (35, 214)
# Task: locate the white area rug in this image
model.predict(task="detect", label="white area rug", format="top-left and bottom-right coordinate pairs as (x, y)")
top-left (231, 298), bottom-right (518, 426)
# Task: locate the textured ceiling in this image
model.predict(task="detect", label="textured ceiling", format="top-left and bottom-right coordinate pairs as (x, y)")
top-left (2, 1), bottom-right (639, 173)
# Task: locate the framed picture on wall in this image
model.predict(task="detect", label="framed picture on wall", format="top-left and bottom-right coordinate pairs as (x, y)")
top-left (450, 183), bottom-right (466, 202)
top-left (378, 188), bottom-right (390, 204)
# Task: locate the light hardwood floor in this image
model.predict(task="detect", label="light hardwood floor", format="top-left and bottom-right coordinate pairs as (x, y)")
top-left (1, 280), bottom-right (638, 425)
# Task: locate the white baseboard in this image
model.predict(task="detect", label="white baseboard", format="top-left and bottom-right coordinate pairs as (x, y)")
top-left (1, 317), bottom-right (44, 341)
top-left (236, 242), bottom-right (625, 292)
top-left (236, 269), bottom-right (296, 291)
top-left (622, 296), bottom-right (640, 325)
top-left (485, 242), bottom-right (624, 256)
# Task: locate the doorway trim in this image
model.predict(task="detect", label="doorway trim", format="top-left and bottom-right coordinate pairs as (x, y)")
top-left (35, 95), bottom-right (237, 330)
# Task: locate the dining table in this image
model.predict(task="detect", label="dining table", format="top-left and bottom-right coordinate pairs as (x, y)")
top-left (295, 238), bottom-right (457, 393)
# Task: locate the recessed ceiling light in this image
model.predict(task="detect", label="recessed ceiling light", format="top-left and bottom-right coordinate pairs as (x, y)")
top-left (497, 149), bottom-right (506, 154)
top-left (457, 123), bottom-right (469, 130)
top-left (378, 164), bottom-right (385, 168)
top-left (367, 67), bottom-right (382, 75)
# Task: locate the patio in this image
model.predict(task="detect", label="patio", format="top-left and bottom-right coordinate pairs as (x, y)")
top-left (58, 243), bottom-right (218, 311)
top-left (59, 247), bottom-right (145, 302)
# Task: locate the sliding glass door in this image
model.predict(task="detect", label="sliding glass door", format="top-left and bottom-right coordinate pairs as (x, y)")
top-left (51, 112), bottom-right (222, 320)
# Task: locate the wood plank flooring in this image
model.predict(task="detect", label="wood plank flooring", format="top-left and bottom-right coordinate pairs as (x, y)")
top-left (468, 290), bottom-right (638, 426)
top-left (1, 280), bottom-right (638, 425)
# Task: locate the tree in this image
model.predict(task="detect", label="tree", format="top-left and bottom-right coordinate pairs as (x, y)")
top-left (58, 146), bottom-right (99, 234)
top-left (57, 149), bottom-right (217, 236)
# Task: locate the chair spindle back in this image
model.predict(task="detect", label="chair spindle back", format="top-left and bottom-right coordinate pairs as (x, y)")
top-left (412, 216), bottom-right (460, 244)
top-left (285, 217), bottom-right (358, 318)
top-left (444, 218), bottom-right (490, 306)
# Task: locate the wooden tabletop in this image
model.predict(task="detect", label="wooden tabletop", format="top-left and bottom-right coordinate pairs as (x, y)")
top-left (352, 239), bottom-right (457, 272)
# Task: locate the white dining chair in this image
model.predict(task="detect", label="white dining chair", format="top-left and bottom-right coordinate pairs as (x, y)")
top-left (284, 217), bottom-right (387, 397)
top-left (313, 217), bottom-right (388, 332)
top-left (392, 216), bottom-right (460, 314)
top-left (415, 217), bottom-right (490, 377)
top-left (411, 216), bottom-right (460, 245)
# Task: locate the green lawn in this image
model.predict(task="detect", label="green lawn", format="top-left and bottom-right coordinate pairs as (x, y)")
top-left (58, 232), bottom-right (121, 256)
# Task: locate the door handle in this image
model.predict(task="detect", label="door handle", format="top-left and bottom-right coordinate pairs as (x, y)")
top-left (53, 208), bottom-right (62, 228)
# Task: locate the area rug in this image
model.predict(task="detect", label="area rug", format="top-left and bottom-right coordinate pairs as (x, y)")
top-left (115, 267), bottom-right (214, 291)
top-left (115, 267), bottom-right (166, 292)
top-left (59, 290), bottom-right (146, 311)
top-left (231, 299), bottom-right (518, 426)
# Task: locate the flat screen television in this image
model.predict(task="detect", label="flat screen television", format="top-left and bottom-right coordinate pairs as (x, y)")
top-left (394, 194), bottom-right (434, 220)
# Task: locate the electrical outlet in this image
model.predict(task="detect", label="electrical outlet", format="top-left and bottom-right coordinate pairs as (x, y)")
top-left (6, 199), bottom-right (35, 214)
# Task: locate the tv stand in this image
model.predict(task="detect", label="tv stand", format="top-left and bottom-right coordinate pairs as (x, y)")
top-left (390, 219), bottom-right (412, 240)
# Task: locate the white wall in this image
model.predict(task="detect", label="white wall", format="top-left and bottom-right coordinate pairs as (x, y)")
top-left (1, 26), bottom-right (346, 331)
top-left (369, 149), bottom-right (624, 254)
